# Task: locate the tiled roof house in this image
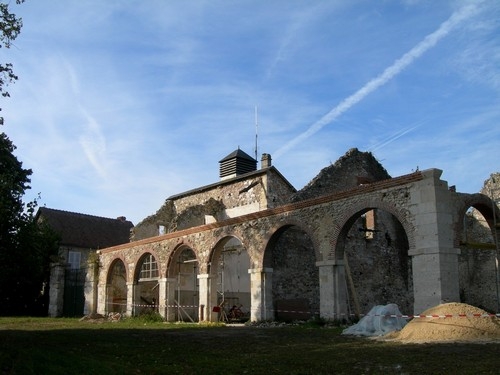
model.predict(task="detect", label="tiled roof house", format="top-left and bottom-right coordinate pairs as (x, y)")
top-left (37, 207), bottom-right (133, 317)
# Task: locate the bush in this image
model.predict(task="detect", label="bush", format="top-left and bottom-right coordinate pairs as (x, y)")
top-left (132, 311), bottom-right (164, 324)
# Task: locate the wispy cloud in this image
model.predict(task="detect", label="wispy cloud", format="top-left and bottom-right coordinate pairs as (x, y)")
top-left (3, 0), bottom-right (499, 224)
top-left (272, 2), bottom-right (484, 159)
top-left (79, 109), bottom-right (107, 179)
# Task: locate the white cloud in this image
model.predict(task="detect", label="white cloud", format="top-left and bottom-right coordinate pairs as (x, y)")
top-left (2, 0), bottom-right (499, 224)
top-left (272, 1), bottom-right (484, 160)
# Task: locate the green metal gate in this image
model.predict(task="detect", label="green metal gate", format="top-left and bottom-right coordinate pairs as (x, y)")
top-left (63, 267), bottom-right (86, 317)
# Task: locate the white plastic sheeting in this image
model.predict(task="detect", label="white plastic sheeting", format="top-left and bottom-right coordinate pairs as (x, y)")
top-left (342, 303), bottom-right (407, 336)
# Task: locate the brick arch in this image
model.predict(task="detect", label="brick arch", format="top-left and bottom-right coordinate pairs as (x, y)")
top-left (106, 256), bottom-right (128, 284)
top-left (259, 218), bottom-right (322, 269)
top-left (453, 193), bottom-right (500, 247)
top-left (166, 240), bottom-right (199, 276)
top-left (327, 198), bottom-right (416, 261)
top-left (210, 232), bottom-right (246, 253)
top-left (207, 233), bottom-right (248, 274)
top-left (132, 249), bottom-right (162, 283)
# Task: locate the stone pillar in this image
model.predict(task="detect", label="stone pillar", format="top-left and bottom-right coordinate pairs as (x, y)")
top-left (197, 274), bottom-right (213, 321)
top-left (48, 262), bottom-right (65, 317)
top-left (409, 169), bottom-right (460, 314)
top-left (96, 282), bottom-right (107, 315)
top-left (126, 282), bottom-right (135, 316)
top-left (157, 278), bottom-right (168, 318)
top-left (411, 250), bottom-right (460, 313)
top-left (164, 278), bottom-right (177, 321)
top-left (248, 268), bottom-right (273, 321)
top-left (316, 260), bottom-right (348, 321)
top-left (83, 259), bottom-right (99, 315)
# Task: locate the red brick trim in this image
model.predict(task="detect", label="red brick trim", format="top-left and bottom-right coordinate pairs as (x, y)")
top-left (131, 248), bottom-right (162, 282)
top-left (105, 256), bottom-right (128, 284)
top-left (453, 193), bottom-right (500, 248)
top-left (258, 218), bottom-right (321, 269)
top-left (101, 171), bottom-right (424, 254)
top-left (327, 199), bottom-right (416, 261)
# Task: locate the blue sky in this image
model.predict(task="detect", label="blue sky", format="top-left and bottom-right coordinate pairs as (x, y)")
top-left (3, 0), bottom-right (500, 225)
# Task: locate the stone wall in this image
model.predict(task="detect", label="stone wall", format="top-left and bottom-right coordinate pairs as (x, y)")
top-left (132, 168), bottom-right (295, 241)
top-left (288, 148), bottom-right (413, 314)
top-left (291, 148), bottom-right (391, 202)
top-left (270, 226), bottom-right (319, 321)
top-left (344, 211), bottom-right (413, 314)
top-left (458, 173), bottom-right (500, 312)
top-left (94, 148), bottom-right (499, 321)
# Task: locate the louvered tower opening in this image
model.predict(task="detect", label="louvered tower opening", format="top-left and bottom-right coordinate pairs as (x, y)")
top-left (219, 149), bottom-right (257, 180)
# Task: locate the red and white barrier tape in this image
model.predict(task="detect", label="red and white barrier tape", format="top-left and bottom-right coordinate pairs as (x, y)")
top-left (108, 302), bottom-right (500, 319)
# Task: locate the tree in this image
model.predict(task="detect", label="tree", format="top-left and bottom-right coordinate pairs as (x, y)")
top-left (0, 1), bottom-right (60, 315)
top-left (0, 133), bottom-right (59, 315)
top-left (0, 1), bottom-right (23, 125)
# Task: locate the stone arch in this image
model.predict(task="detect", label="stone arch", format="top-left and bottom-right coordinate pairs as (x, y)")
top-left (329, 198), bottom-right (414, 314)
top-left (166, 243), bottom-right (199, 322)
top-left (132, 249), bottom-right (162, 281)
top-left (208, 235), bottom-right (251, 321)
top-left (454, 193), bottom-right (500, 248)
top-left (261, 218), bottom-right (321, 269)
top-left (106, 257), bottom-right (127, 314)
top-left (454, 193), bottom-right (499, 312)
top-left (166, 244), bottom-right (197, 274)
top-left (208, 232), bottom-right (246, 262)
top-left (262, 220), bottom-right (320, 321)
top-left (132, 251), bottom-right (161, 315)
top-left (166, 240), bottom-right (199, 276)
top-left (329, 199), bottom-right (415, 261)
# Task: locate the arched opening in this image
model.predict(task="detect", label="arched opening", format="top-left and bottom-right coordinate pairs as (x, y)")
top-left (458, 202), bottom-right (498, 312)
top-left (209, 237), bottom-right (251, 322)
top-left (106, 259), bottom-right (127, 314)
top-left (168, 247), bottom-right (199, 322)
top-left (264, 225), bottom-right (318, 322)
top-left (134, 253), bottom-right (160, 316)
top-left (336, 208), bottom-right (412, 316)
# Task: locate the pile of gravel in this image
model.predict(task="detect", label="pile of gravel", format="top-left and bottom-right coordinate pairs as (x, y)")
top-left (385, 303), bottom-right (500, 344)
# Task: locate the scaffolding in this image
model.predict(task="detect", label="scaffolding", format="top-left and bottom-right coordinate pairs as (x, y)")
top-left (176, 249), bottom-right (198, 322)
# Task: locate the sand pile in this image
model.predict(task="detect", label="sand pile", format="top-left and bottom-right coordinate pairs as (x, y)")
top-left (386, 302), bottom-right (500, 344)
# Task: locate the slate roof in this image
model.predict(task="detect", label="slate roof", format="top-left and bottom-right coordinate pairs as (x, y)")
top-left (219, 148), bottom-right (256, 162)
top-left (167, 165), bottom-right (296, 201)
top-left (37, 207), bottom-right (134, 249)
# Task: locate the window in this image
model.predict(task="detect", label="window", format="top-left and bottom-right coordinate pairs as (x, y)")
top-left (360, 210), bottom-right (376, 240)
top-left (67, 251), bottom-right (81, 269)
top-left (139, 254), bottom-right (159, 280)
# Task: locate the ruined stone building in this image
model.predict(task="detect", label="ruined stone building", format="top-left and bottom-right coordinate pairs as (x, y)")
top-left (459, 173), bottom-right (500, 312)
top-left (37, 208), bottom-right (133, 317)
top-left (81, 148), bottom-right (499, 322)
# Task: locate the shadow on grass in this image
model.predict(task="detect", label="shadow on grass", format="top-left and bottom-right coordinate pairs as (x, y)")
top-left (0, 320), bottom-right (499, 374)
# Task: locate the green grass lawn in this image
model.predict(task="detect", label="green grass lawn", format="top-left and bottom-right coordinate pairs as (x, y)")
top-left (0, 317), bottom-right (499, 374)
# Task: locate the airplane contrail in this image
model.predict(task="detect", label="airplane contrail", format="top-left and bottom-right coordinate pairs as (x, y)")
top-left (368, 121), bottom-right (424, 153)
top-left (273, 2), bottom-right (483, 159)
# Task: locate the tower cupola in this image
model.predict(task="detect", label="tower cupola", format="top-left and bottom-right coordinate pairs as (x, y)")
top-left (219, 148), bottom-right (257, 180)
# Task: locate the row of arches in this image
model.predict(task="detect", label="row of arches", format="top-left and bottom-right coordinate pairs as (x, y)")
top-left (102, 197), bottom-right (499, 321)
top-left (104, 206), bottom-right (415, 321)
top-left (106, 237), bottom-right (255, 322)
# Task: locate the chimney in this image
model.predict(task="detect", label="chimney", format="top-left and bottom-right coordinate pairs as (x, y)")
top-left (117, 216), bottom-right (127, 222)
top-left (261, 153), bottom-right (272, 168)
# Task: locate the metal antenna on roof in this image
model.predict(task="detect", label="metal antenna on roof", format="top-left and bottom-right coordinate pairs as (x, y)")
top-left (254, 105), bottom-right (258, 162)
